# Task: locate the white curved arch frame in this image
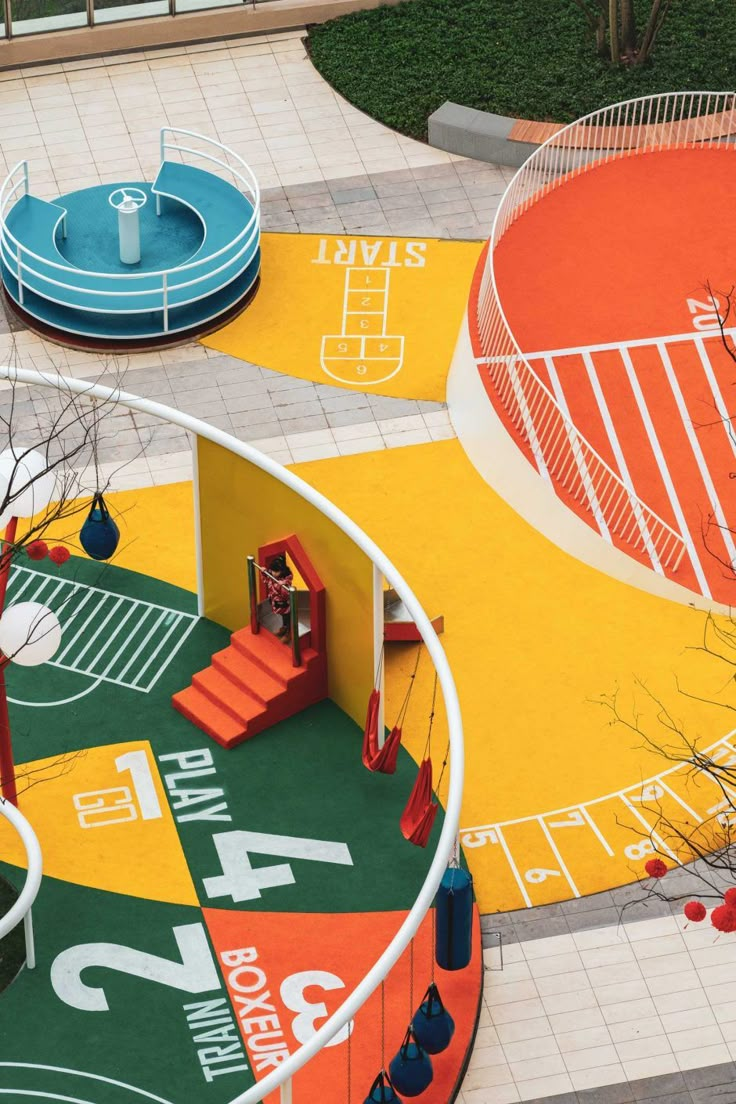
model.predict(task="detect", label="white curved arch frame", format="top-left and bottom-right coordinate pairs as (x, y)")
top-left (476, 91), bottom-right (736, 576)
top-left (0, 364), bottom-right (464, 1104)
top-left (0, 797), bottom-right (43, 970)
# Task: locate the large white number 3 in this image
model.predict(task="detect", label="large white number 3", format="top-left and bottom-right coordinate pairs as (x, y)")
top-left (281, 971), bottom-right (353, 1046)
top-left (50, 923), bottom-right (219, 1012)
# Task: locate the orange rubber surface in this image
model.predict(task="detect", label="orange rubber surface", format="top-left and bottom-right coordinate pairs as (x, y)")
top-left (491, 147), bottom-right (736, 606)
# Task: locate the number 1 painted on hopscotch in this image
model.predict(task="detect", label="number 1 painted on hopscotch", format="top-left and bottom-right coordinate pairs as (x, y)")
top-left (320, 267), bottom-right (405, 386)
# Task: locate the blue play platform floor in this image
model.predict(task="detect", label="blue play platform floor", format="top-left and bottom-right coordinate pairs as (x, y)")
top-left (55, 184), bottom-right (204, 274)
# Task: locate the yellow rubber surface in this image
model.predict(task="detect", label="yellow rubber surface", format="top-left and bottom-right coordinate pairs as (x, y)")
top-left (0, 741), bottom-right (197, 906)
top-left (66, 452), bottom-right (726, 914)
top-left (291, 440), bottom-right (729, 913)
top-left (202, 233), bottom-right (482, 401)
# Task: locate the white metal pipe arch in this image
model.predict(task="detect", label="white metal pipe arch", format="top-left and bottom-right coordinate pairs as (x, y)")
top-left (0, 364), bottom-right (465, 1104)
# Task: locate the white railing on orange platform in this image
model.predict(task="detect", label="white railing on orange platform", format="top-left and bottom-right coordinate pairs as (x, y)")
top-left (477, 91), bottom-right (736, 573)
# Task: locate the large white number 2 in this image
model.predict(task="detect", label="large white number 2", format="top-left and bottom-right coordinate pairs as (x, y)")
top-left (203, 831), bottom-right (353, 903)
top-left (51, 923), bottom-right (219, 1012)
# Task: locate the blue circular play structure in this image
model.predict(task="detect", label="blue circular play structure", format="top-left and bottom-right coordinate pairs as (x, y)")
top-left (0, 128), bottom-right (261, 348)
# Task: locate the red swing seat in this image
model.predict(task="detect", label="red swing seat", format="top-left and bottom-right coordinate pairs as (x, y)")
top-left (363, 689), bottom-right (402, 774)
top-left (400, 758), bottom-right (438, 847)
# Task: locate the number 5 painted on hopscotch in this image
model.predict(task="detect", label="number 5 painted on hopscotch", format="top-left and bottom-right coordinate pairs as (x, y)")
top-left (203, 831), bottom-right (353, 903)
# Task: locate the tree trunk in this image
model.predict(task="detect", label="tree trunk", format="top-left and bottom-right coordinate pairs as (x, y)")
top-left (608, 0), bottom-right (620, 64)
top-left (638, 0), bottom-right (670, 63)
top-left (595, 11), bottom-right (607, 55)
top-left (620, 0), bottom-right (636, 55)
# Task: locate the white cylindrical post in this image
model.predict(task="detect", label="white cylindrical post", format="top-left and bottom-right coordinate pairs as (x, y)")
top-left (23, 908), bottom-right (35, 969)
top-left (280, 1078), bottom-right (292, 1104)
top-left (109, 188), bottom-right (147, 267)
top-left (118, 201), bottom-right (141, 265)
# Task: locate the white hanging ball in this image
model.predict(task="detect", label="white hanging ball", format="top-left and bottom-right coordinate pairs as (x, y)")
top-left (0, 601), bottom-right (62, 666)
top-left (0, 448), bottom-right (56, 520)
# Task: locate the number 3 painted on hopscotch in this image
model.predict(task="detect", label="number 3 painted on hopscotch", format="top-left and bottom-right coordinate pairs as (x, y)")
top-left (51, 923), bottom-right (353, 1044)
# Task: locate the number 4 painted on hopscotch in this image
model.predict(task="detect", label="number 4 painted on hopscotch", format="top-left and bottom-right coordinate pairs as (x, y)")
top-left (203, 831), bottom-right (353, 903)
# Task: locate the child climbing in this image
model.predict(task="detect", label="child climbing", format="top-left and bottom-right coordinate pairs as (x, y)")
top-left (265, 554), bottom-right (294, 644)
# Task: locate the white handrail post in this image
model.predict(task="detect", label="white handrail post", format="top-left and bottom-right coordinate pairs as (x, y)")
top-left (17, 246), bottom-right (23, 306)
top-left (23, 908), bottom-right (35, 969)
top-left (280, 1078), bottom-right (292, 1104)
top-left (22, 161), bottom-right (28, 196)
top-left (162, 272), bottom-right (169, 332)
top-left (373, 564), bottom-right (385, 747)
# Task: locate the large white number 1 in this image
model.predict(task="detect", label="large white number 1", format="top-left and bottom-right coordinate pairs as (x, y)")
top-left (203, 831), bottom-right (353, 903)
top-left (50, 923), bottom-right (219, 1012)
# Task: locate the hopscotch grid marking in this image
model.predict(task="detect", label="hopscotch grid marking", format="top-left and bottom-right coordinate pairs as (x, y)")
top-left (320, 266), bottom-right (404, 386)
top-left (658, 340), bottom-right (736, 567)
top-left (537, 815), bottom-right (580, 897)
top-left (6, 566), bottom-right (198, 693)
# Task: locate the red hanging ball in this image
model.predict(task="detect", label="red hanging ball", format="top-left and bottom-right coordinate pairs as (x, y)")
top-left (25, 540), bottom-right (48, 561)
top-left (724, 888), bottom-right (736, 907)
top-left (645, 858), bottom-right (668, 879)
top-left (711, 904), bottom-right (736, 933)
top-left (48, 545), bottom-right (70, 565)
top-left (684, 901), bottom-right (707, 923)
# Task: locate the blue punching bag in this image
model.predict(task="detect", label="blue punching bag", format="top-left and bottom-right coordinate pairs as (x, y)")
top-left (412, 983), bottom-right (455, 1054)
top-left (435, 865), bottom-right (473, 971)
top-left (389, 1028), bottom-right (433, 1097)
top-left (363, 1071), bottom-right (403, 1103)
top-left (80, 493), bottom-right (120, 561)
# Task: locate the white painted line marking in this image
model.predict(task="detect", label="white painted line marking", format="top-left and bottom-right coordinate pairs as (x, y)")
top-left (620, 346), bottom-right (711, 597)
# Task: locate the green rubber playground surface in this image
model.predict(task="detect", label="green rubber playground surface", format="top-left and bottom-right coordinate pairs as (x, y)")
top-left (0, 555), bottom-right (480, 1104)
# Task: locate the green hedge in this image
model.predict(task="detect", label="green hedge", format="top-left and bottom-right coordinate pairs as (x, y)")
top-left (308, 0), bottom-right (736, 140)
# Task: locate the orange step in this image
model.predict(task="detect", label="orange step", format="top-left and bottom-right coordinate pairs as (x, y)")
top-left (212, 646), bottom-right (288, 705)
top-left (172, 686), bottom-right (246, 747)
top-left (192, 668), bottom-right (266, 726)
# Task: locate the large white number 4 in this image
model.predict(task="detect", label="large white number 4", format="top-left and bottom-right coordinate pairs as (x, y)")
top-left (204, 831), bottom-right (353, 903)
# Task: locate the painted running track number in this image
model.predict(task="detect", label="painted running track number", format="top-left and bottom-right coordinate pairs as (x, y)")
top-left (203, 831), bottom-right (353, 903)
top-left (686, 296), bottom-right (724, 332)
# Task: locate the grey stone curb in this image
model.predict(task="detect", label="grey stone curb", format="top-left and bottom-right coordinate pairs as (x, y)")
top-left (428, 101), bottom-right (540, 168)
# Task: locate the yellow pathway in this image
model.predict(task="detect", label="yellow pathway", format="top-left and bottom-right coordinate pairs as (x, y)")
top-left (203, 233), bottom-right (481, 401)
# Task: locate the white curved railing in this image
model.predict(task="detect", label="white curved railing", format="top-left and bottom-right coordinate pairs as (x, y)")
top-left (0, 797), bottom-right (42, 970)
top-left (0, 129), bottom-right (260, 327)
top-left (475, 91), bottom-right (736, 573)
top-left (1, 365), bottom-right (464, 1104)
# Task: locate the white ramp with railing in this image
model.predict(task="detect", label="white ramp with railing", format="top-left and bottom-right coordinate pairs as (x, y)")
top-left (473, 92), bottom-right (736, 577)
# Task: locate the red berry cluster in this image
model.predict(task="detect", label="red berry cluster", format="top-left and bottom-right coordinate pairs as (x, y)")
top-left (25, 540), bottom-right (70, 565)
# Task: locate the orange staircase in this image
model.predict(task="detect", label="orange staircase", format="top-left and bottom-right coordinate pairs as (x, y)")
top-left (172, 534), bottom-right (328, 748)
